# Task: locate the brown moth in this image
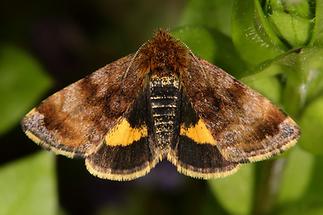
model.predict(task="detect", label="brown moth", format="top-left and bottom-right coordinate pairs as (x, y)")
top-left (21, 30), bottom-right (300, 181)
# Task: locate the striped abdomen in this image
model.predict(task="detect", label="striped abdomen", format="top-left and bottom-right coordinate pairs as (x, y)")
top-left (149, 72), bottom-right (180, 151)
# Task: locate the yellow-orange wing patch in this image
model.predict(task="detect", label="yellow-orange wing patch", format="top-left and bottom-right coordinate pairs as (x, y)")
top-left (105, 118), bottom-right (148, 146)
top-left (180, 119), bottom-right (216, 145)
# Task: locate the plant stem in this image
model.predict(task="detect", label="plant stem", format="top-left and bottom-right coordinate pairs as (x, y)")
top-left (251, 158), bottom-right (287, 215)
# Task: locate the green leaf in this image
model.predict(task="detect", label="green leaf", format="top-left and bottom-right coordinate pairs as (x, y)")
top-left (310, 0), bottom-right (323, 46)
top-left (171, 26), bottom-right (216, 62)
top-left (246, 47), bottom-right (323, 117)
top-left (266, 0), bottom-right (312, 18)
top-left (180, 0), bottom-right (235, 36)
top-left (0, 45), bottom-right (52, 135)
top-left (208, 29), bottom-right (248, 77)
top-left (209, 164), bottom-right (254, 215)
top-left (278, 205), bottom-right (323, 215)
top-left (303, 156), bottom-right (323, 208)
top-left (232, 0), bottom-right (287, 66)
top-left (297, 48), bottom-right (323, 103)
top-left (268, 11), bottom-right (312, 47)
top-left (277, 146), bottom-right (315, 204)
top-left (265, 0), bottom-right (313, 47)
top-left (172, 26), bottom-right (247, 77)
top-left (275, 156), bottom-right (323, 215)
top-left (240, 49), bottom-right (308, 104)
top-left (298, 96), bottom-right (323, 155)
top-left (243, 74), bottom-right (281, 104)
top-left (0, 152), bottom-right (58, 215)
top-left (282, 48), bottom-right (323, 117)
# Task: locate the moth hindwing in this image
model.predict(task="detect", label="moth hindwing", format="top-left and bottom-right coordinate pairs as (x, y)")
top-left (22, 30), bottom-right (300, 181)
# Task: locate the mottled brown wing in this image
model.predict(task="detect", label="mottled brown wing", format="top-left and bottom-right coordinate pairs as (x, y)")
top-left (21, 54), bottom-right (147, 158)
top-left (85, 87), bottom-right (160, 181)
top-left (167, 92), bottom-right (239, 179)
top-left (181, 55), bottom-right (300, 163)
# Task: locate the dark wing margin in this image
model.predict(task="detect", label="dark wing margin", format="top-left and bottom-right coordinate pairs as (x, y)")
top-left (167, 92), bottom-right (239, 179)
top-left (85, 137), bottom-right (158, 181)
top-left (85, 87), bottom-right (159, 180)
top-left (180, 55), bottom-right (300, 163)
top-left (21, 54), bottom-right (147, 158)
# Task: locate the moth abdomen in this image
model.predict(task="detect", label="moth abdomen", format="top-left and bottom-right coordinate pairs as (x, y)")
top-left (149, 72), bottom-right (181, 150)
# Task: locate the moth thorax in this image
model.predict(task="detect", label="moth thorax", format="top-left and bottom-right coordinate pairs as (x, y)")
top-left (149, 72), bottom-right (180, 151)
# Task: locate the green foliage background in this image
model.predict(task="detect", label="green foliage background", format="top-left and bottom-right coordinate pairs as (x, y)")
top-left (1, 0), bottom-right (323, 215)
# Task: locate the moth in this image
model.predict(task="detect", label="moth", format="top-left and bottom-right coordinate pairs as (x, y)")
top-left (22, 30), bottom-right (300, 181)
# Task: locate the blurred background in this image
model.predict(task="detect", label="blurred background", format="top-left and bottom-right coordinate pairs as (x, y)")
top-left (1, 0), bottom-right (323, 215)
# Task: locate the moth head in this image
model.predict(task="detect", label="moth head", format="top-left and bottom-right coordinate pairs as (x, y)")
top-left (139, 29), bottom-right (189, 74)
